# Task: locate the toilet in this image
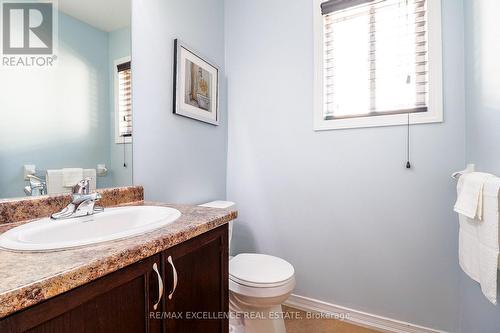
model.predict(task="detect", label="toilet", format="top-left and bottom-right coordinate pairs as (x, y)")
top-left (199, 201), bottom-right (296, 333)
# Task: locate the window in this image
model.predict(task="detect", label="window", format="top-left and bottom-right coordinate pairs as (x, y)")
top-left (115, 57), bottom-right (132, 143)
top-left (313, 0), bottom-right (442, 130)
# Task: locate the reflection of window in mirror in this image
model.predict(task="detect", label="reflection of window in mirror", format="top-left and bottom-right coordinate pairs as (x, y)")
top-left (115, 57), bottom-right (132, 144)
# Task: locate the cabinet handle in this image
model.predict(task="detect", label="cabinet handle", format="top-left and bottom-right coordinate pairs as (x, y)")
top-left (152, 262), bottom-right (163, 310)
top-left (167, 255), bottom-right (178, 300)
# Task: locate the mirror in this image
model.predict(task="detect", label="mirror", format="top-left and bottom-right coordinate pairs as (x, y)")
top-left (0, 0), bottom-right (132, 199)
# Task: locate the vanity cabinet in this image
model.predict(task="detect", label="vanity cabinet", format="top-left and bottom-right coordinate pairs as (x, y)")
top-left (0, 225), bottom-right (228, 333)
top-left (0, 254), bottom-right (163, 333)
top-left (162, 225), bottom-right (229, 333)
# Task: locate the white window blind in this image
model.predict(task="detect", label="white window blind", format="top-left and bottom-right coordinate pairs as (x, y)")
top-left (321, 0), bottom-right (428, 120)
top-left (117, 61), bottom-right (132, 137)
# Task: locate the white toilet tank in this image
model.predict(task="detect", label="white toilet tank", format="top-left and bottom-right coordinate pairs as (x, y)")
top-left (199, 201), bottom-right (236, 254)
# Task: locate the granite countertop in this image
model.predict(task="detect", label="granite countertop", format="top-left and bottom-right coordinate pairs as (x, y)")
top-left (0, 201), bottom-right (237, 319)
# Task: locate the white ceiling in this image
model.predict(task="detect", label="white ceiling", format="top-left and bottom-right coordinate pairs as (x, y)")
top-left (59, 0), bottom-right (131, 32)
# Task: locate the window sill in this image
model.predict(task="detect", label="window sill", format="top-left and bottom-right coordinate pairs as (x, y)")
top-left (313, 109), bottom-right (443, 131)
top-left (115, 137), bottom-right (132, 144)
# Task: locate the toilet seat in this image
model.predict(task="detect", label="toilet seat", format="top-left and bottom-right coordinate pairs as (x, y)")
top-left (229, 276), bottom-right (295, 299)
top-left (229, 253), bottom-right (295, 298)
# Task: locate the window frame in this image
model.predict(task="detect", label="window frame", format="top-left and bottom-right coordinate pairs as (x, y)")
top-left (313, 0), bottom-right (443, 130)
top-left (114, 56), bottom-right (132, 144)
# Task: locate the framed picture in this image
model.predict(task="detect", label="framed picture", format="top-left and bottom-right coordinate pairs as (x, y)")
top-left (173, 39), bottom-right (219, 125)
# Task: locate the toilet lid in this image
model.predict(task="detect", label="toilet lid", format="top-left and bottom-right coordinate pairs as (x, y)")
top-left (229, 253), bottom-right (295, 287)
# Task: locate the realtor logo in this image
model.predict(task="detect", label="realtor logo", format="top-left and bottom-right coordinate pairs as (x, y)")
top-left (2, 2), bottom-right (52, 54)
top-left (1, 1), bottom-right (57, 67)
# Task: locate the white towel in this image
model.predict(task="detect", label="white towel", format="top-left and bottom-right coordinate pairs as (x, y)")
top-left (454, 172), bottom-right (494, 220)
top-left (46, 169), bottom-right (97, 195)
top-left (62, 168), bottom-right (84, 188)
top-left (457, 177), bottom-right (500, 304)
top-left (46, 169), bottom-right (66, 195)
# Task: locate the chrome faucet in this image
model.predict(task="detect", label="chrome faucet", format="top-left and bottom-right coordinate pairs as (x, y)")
top-left (24, 175), bottom-right (47, 196)
top-left (51, 178), bottom-right (104, 220)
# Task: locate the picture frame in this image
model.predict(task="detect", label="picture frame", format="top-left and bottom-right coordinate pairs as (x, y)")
top-left (173, 39), bottom-right (219, 125)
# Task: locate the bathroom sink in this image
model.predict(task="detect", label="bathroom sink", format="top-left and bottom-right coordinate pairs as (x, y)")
top-left (0, 206), bottom-right (181, 252)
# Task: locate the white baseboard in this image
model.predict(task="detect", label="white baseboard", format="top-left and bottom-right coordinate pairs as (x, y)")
top-left (284, 294), bottom-right (449, 333)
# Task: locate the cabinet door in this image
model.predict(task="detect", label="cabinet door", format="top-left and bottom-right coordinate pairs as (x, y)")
top-left (0, 254), bottom-right (163, 333)
top-left (162, 225), bottom-right (228, 333)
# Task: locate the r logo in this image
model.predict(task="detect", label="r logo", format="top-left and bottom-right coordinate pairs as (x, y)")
top-left (2, 2), bottom-right (53, 55)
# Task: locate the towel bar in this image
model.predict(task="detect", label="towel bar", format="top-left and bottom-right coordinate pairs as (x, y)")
top-left (452, 164), bottom-right (475, 180)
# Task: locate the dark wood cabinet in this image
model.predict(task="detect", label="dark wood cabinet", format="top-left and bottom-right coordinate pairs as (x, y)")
top-left (162, 224), bottom-right (228, 333)
top-left (0, 254), bottom-right (162, 333)
top-left (0, 225), bottom-right (228, 333)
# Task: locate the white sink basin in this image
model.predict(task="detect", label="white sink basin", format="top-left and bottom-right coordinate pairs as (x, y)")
top-left (0, 206), bottom-right (181, 252)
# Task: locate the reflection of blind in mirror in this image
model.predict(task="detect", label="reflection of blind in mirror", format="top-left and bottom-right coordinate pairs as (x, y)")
top-left (117, 61), bottom-right (132, 137)
top-left (321, 0), bottom-right (428, 119)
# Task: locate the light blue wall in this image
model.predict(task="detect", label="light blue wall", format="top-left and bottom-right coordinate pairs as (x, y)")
top-left (132, 0), bottom-right (227, 204)
top-left (460, 0), bottom-right (500, 332)
top-left (109, 27), bottom-right (133, 187)
top-left (464, 0), bottom-right (500, 175)
top-left (0, 13), bottom-right (112, 198)
top-left (225, 0), bottom-right (465, 331)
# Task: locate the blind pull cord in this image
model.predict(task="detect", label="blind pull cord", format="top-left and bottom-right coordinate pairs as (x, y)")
top-left (123, 136), bottom-right (127, 168)
top-left (406, 112), bottom-right (411, 169)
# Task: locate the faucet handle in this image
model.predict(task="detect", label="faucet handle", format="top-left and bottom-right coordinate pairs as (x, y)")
top-left (72, 177), bottom-right (91, 195)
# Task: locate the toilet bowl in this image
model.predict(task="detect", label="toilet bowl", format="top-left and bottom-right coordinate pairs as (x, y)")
top-left (199, 201), bottom-right (296, 333)
top-left (229, 253), bottom-right (295, 333)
